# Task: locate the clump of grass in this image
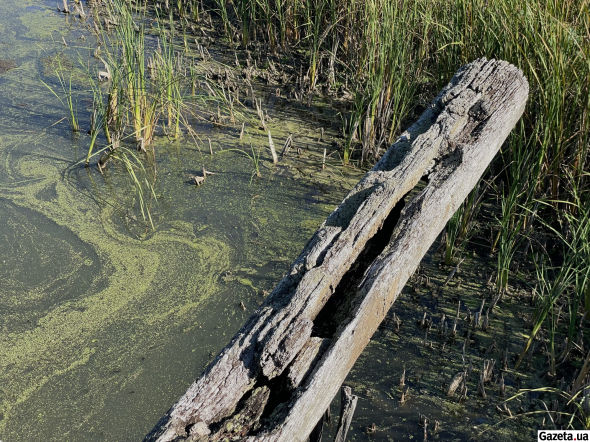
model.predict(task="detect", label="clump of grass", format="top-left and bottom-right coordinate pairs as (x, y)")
top-left (89, 0), bottom-right (221, 157)
top-left (104, 0), bottom-right (161, 147)
top-left (516, 174), bottom-right (590, 370)
top-left (46, 0), bottom-right (234, 229)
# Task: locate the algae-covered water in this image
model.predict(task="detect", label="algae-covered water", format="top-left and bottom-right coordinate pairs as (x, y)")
top-left (0, 1), bottom-right (359, 440)
top-left (0, 2), bottom-right (544, 442)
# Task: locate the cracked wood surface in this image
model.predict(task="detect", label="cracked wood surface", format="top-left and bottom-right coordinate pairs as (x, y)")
top-left (144, 58), bottom-right (528, 442)
top-left (286, 337), bottom-right (330, 390)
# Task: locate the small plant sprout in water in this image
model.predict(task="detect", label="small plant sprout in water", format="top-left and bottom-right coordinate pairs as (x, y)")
top-left (218, 143), bottom-right (262, 184)
top-left (40, 54), bottom-right (80, 133)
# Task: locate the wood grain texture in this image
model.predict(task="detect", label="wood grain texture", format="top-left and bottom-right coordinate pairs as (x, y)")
top-left (286, 337), bottom-right (330, 390)
top-left (144, 58), bottom-right (528, 442)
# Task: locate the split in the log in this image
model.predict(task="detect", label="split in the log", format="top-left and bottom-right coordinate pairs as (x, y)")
top-left (308, 417), bottom-right (323, 442)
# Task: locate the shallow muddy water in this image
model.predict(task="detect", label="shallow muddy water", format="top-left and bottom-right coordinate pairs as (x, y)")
top-left (0, 2), bottom-right (542, 441)
top-left (0, 1), bottom-right (357, 440)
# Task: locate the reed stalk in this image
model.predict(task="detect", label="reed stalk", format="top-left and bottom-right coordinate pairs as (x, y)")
top-left (40, 55), bottom-right (80, 133)
top-left (192, 0), bottom-right (588, 218)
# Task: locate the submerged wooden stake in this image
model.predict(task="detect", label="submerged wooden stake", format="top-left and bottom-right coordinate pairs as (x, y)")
top-left (334, 386), bottom-right (358, 442)
top-left (281, 134), bottom-right (293, 157)
top-left (268, 130), bottom-right (278, 164)
top-left (144, 59), bottom-right (528, 442)
top-left (60, 0), bottom-right (70, 13)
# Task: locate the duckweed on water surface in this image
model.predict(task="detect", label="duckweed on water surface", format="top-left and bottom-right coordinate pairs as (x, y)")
top-left (0, 1), bottom-right (356, 440)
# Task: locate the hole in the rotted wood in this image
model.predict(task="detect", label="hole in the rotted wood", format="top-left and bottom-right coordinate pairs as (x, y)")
top-left (214, 384), bottom-right (263, 434)
top-left (185, 422), bottom-right (195, 436)
top-left (256, 371), bottom-right (294, 423)
top-left (311, 180), bottom-right (427, 339)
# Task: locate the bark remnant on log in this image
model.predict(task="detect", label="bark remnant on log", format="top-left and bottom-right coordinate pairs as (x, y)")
top-left (144, 58), bottom-right (528, 442)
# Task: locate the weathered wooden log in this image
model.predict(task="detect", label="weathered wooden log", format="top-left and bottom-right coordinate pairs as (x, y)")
top-left (144, 58), bottom-right (528, 442)
top-left (286, 337), bottom-right (330, 390)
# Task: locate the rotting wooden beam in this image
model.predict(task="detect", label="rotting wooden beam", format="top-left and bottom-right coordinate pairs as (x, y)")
top-left (144, 58), bottom-right (528, 442)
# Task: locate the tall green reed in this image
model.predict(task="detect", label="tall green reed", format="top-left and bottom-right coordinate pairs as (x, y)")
top-left (41, 55), bottom-right (80, 133)
top-left (193, 0), bottom-right (587, 204)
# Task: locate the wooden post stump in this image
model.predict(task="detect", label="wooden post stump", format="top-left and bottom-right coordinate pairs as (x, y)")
top-left (334, 386), bottom-right (358, 442)
top-left (144, 58), bottom-right (528, 442)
